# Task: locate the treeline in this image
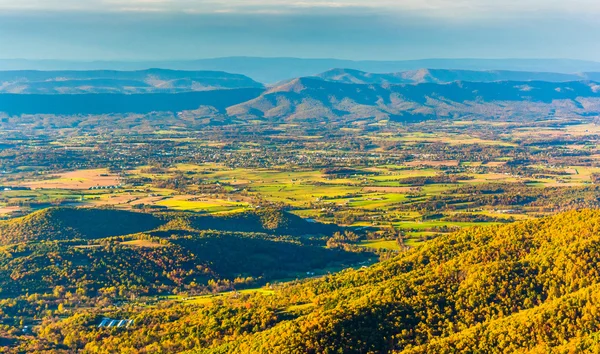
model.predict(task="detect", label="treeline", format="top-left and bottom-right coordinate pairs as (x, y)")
top-left (441, 213), bottom-right (514, 223)
top-left (397, 174), bottom-right (473, 186)
top-left (403, 184), bottom-right (600, 213)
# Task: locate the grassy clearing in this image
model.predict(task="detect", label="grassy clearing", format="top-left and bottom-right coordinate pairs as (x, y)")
top-left (157, 196), bottom-right (249, 213)
top-left (171, 288), bottom-right (276, 306)
top-left (394, 220), bottom-right (500, 230)
top-left (358, 239), bottom-right (401, 251)
top-left (121, 240), bottom-right (166, 248)
top-left (284, 303), bottom-right (315, 314)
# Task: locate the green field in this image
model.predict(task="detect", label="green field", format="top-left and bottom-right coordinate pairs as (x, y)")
top-left (358, 239), bottom-right (401, 251)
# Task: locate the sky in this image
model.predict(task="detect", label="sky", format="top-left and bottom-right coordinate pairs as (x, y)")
top-left (0, 0), bottom-right (599, 61)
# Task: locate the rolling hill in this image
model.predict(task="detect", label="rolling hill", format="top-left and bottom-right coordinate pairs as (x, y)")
top-left (180, 208), bottom-right (341, 236)
top-left (0, 208), bottom-right (163, 244)
top-left (0, 207), bottom-right (359, 297)
top-left (0, 207), bottom-right (339, 245)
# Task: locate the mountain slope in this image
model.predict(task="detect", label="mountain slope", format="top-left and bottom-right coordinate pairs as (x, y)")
top-left (403, 283), bottom-right (600, 353)
top-left (0, 69), bottom-right (263, 94)
top-left (204, 209), bottom-right (600, 353)
top-left (228, 78), bottom-right (600, 122)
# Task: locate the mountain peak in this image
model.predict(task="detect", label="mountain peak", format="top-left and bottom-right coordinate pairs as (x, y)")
top-left (267, 77), bottom-right (324, 94)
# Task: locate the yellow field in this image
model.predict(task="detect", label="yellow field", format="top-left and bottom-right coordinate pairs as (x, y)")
top-left (404, 160), bottom-right (460, 167)
top-left (157, 195), bottom-right (250, 213)
top-left (177, 288), bottom-right (275, 306)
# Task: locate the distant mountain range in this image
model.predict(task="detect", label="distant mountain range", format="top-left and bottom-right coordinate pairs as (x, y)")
top-left (4, 67), bottom-right (598, 95)
top-left (3, 57), bottom-right (600, 83)
top-left (228, 78), bottom-right (600, 122)
top-left (0, 69), bottom-right (263, 94)
top-left (1, 67), bottom-right (600, 122)
top-left (315, 68), bottom-right (600, 85)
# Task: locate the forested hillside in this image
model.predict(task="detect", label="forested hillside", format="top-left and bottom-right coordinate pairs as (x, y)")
top-left (0, 230), bottom-right (365, 298)
top-left (203, 209), bottom-right (600, 353)
top-left (0, 207), bottom-right (339, 245)
top-left (12, 209), bottom-right (600, 353)
top-left (0, 208), bottom-right (163, 244)
top-left (0, 207), bottom-right (362, 299)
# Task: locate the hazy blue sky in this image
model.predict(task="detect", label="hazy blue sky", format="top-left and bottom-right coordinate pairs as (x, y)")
top-left (0, 0), bottom-right (599, 60)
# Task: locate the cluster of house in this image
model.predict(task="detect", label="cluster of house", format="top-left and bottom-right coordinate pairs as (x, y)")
top-left (89, 185), bottom-right (122, 190)
top-left (0, 186), bottom-right (31, 191)
top-left (98, 318), bottom-right (134, 328)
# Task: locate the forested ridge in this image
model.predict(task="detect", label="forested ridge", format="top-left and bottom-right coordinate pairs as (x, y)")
top-left (11, 209), bottom-right (600, 353)
top-left (0, 207), bottom-right (340, 245)
top-left (0, 207), bottom-right (359, 297)
top-left (0, 208), bottom-right (163, 244)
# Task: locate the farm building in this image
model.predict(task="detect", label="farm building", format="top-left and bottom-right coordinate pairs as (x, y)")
top-left (98, 318), bottom-right (134, 328)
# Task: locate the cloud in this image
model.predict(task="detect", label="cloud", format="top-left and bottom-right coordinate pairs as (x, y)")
top-left (0, 0), bottom-right (598, 19)
top-left (0, 0), bottom-right (598, 61)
